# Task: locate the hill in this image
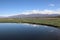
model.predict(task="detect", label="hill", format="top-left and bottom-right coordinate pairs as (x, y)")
top-left (8, 14), bottom-right (60, 18)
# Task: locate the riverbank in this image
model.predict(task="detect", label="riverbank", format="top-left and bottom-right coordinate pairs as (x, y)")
top-left (0, 18), bottom-right (60, 28)
top-left (19, 18), bottom-right (60, 28)
top-left (20, 22), bottom-right (59, 28)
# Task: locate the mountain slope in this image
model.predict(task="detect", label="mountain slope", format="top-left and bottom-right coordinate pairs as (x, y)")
top-left (8, 14), bottom-right (60, 18)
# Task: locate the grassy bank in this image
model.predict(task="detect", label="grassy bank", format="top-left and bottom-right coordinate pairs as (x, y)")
top-left (0, 18), bottom-right (60, 28)
top-left (20, 18), bottom-right (60, 28)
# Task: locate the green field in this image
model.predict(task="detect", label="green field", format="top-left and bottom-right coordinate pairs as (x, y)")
top-left (0, 18), bottom-right (60, 28)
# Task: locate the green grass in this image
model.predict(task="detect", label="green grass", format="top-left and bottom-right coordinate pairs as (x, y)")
top-left (0, 18), bottom-right (60, 28)
top-left (19, 18), bottom-right (60, 28)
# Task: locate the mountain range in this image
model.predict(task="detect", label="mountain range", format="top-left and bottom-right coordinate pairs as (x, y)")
top-left (0, 12), bottom-right (60, 18)
top-left (7, 14), bottom-right (60, 18)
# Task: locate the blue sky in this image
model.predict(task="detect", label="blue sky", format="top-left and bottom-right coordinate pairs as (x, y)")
top-left (0, 0), bottom-right (60, 16)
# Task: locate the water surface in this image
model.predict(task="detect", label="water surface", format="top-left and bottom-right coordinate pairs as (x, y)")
top-left (0, 23), bottom-right (60, 40)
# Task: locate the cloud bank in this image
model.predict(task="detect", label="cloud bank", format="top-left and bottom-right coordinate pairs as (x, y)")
top-left (21, 9), bottom-right (60, 15)
top-left (2, 9), bottom-right (60, 17)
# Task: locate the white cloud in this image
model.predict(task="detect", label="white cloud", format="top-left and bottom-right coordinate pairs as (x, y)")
top-left (21, 9), bottom-right (60, 15)
top-left (2, 9), bottom-right (60, 17)
top-left (49, 4), bottom-right (55, 7)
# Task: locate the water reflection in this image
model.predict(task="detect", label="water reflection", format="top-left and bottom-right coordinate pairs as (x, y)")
top-left (0, 23), bottom-right (60, 40)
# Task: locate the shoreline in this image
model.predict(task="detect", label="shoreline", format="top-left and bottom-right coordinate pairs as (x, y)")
top-left (0, 22), bottom-right (59, 28)
top-left (20, 22), bottom-right (60, 28)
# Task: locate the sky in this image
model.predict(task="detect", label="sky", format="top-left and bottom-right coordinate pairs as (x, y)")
top-left (0, 0), bottom-right (60, 16)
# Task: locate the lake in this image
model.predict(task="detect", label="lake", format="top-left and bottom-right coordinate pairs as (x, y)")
top-left (0, 23), bottom-right (60, 40)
